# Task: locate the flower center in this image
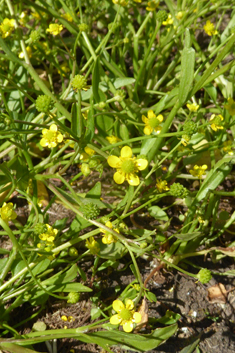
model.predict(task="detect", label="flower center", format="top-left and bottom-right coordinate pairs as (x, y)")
top-left (120, 308), bottom-right (132, 321)
top-left (121, 160), bottom-right (135, 174)
top-left (148, 117), bottom-right (160, 128)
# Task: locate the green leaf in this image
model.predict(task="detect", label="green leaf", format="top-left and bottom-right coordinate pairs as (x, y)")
top-left (97, 239), bottom-right (127, 260)
top-left (194, 162), bottom-right (232, 203)
top-left (179, 338), bottom-right (200, 353)
top-left (178, 46), bottom-right (195, 104)
top-left (155, 310), bottom-right (181, 325)
top-left (148, 206), bottom-right (169, 221)
top-left (41, 264), bottom-right (78, 286)
top-left (113, 77), bottom-right (135, 89)
top-left (92, 59), bottom-right (101, 103)
top-left (82, 324), bottom-right (178, 351)
top-left (0, 342), bottom-right (41, 353)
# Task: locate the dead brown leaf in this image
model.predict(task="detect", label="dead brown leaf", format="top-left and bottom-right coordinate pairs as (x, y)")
top-left (207, 283), bottom-right (227, 304)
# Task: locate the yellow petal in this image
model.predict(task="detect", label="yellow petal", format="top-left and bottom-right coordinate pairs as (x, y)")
top-left (123, 320), bottom-right (134, 332)
top-left (202, 165), bottom-right (208, 170)
top-left (143, 126), bottom-right (152, 135)
top-left (105, 221), bottom-right (113, 229)
top-left (142, 115), bottom-right (148, 123)
top-left (147, 110), bottom-right (156, 119)
top-left (133, 312), bottom-right (142, 323)
top-left (113, 300), bottom-right (125, 312)
top-left (40, 138), bottom-right (47, 147)
top-left (157, 114), bottom-right (163, 122)
top-left (114, 171), bottom-right (125, 184)
top-left (125, 299), bottom-right (134, 310)
top-left (121, 146), bottom-right (132, 158)
top-left (110, 314), bottom-right (122, 325)
top-left (136, 159), bottom-right (148, 171)
top-left (57, 134), bottom-right (63, 142)
top-left (108, 155), bottom-right (121, 168)
top-left (127, 173), bottom-right (139, 186)
top-left (50, 124), bottom-right (57, 131)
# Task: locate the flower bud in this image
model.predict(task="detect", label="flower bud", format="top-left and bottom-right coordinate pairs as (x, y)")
top-left (67, 292), bottom-right (80, 304)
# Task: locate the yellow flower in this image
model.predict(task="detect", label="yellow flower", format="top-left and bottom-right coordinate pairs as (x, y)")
top-left (162, 14), bottom-right (174, 26)
top-left (61, 13), bottom-right (73, 22)
top-left (203, 20), bottom-right (218, 36)
top-left (146, 1), bottom-right (159, 11)
top-left (112, 0), bottom-right (128, 5)
top-left (40, 124), bottom-right (63, 148)
top-left (100, 221), bottom-right (119, 244)
top-left (58, 62), bottom-right (70, 76)
top-left (176, 11), bottom-right (184, 20)
top-left (85, 237), bottom-right (100, 254)
top-left (156, 179), bottom-right (169, 193)
top-left (107, 146), bottom-right (148, 186)
top-left (142, 110), bottom-right (163, 135)
top-left (0, 18), bottom-right (15, 38)
top-left (110, 299), bottom-right (141, 332)
top-left (46, 23), bottom-right (63, 36)
top-left (224, 97), bottom-right (235, 116)
top-left (189, 165), bottom-right (208, 179)
top-left (31, 11), bottom-right (46, 20)
top-left (133, 0), bottom-right (142, 2)
top-left (80, 146), bottom-right (95, 161)
top-left (222, 140), bottom-right (233, 155)
top-left (0, 202), bottom-right (17, 222)
top-left (209, 114), bottom-right (223, 131)
top-left (106, 135), bottom-right (122, 144)
top-left (39, 224), bottom-right (58, 243)
top-left (19, 11), bottom-right (28, 26)
top-left (19, 46), bottom-right (33, 59)
top-left (186, 103), bottom-right (199, 112)
top-left (181, 134), bottom-right (190, 146)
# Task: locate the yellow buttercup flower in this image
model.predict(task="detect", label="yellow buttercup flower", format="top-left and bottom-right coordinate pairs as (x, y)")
top-left (112, 0), bottom-right (128, 5)
top-left (85, 237), bottom-right (100, 254)
top-left (224, 98), bottom-right (235, 116)
top-left (156, 179), bottom-right (169, 193)
top-left (162, 14), bottom-right (174, 26)
top-left (176, 11), bottom-right (184, 20)
top-left (142, 110), bottom-right (163, 135)
top-left (40, 124), bottom-right (64, 148)
top-left (146, 1), bottom-right (159, 11)
top-left (106, 135), bottom-right (122, 144)
top-left (189, 165), bottom-right (207, 179)
top-left (61, 13), bottom-right (73, 22)
top-left (0, 18), bottom-right (15, 38)
top-left (186, 103), bottom-right (199, 112)
top-left (80, 146), bottom-right (95, 161)
top-left (46, 23), bottom-right (63, 36)
top-left (19, 46), bottom-right (33, 59)
top-left (39, 224), bottom-right (58, 243)
top-left (222, 141), bottom-right (233, 155)
top-left (203, 20), bottom-right (218, 36)
top-left (0, 202), bottom-right (17, 222)
top-left (107, 146), bottom-right (148, 186)
top-left (181, 134), bottom-right (190, 146)
top-left (110, 299), bottom-right (141, 332)
top-left (58, 62), bottom-right (70, 76)
top-left (209, 114), bottom-right (223, 131)
top-left (100, 221), bottom-right (119, 244)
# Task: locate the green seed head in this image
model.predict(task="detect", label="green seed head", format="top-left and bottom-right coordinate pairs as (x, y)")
top-left (35, 95), bottom-right (54, 113)
top-left (148, 117), bottom-right (160, 129)
top-left (121, 160), bottom-right (135, 174)
top-left (120, 308), bottom-right (132, 321)
top-left (71, 75), bottom-right (87, 91)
